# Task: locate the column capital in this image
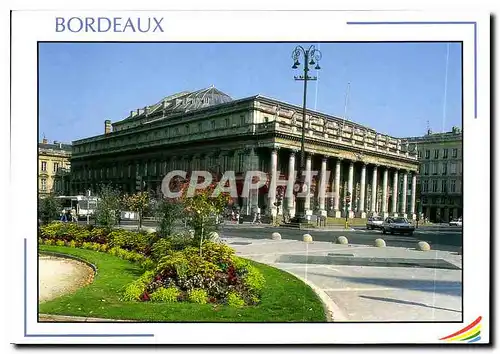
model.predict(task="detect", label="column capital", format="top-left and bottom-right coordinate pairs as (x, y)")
top-left (321, 156), bottom-right (328, 162)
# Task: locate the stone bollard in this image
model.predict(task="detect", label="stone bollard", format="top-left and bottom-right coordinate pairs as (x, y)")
top-left (336, 236), bottom-right (349, 245)
top-left (303, 234), bottom-right (313, 243)
top-left (417, 241), bottom-right (431, 251)
top-left (271, 232), bottom-right (282, 240)
top-left (374, 238), bottom-right (386, 247)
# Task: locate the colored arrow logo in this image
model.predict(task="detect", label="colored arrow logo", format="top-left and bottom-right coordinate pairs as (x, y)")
top-left (440, 316), bottom-right (482, 343)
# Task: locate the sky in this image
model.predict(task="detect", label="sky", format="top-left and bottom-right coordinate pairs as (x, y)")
top-left (38, 42), bottom-right (462, 143)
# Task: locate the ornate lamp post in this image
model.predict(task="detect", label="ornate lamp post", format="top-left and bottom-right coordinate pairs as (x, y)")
top-left (290, 45), bottom-right (322, 224)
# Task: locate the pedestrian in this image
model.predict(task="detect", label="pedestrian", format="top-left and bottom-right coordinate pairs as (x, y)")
top-left (71, 208), bottom-right (77, 222)
top-left (60, 209), bottom-right (66, 222)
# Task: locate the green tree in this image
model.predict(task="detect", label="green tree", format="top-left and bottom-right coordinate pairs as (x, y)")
top-left (183, 183), bottom-right (231, 256)
top-left (95, 184), bottom-right (122, 229)
top-left (155, 198), bottom-right (185, 238)
top-left (122, 192), bottom-right (150, 230)
top-left (38, 194), bottom-right (62, 225)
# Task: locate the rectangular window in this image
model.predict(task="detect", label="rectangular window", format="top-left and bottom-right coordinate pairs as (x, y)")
top-left (240, 115), bottom-right (245, 126)
top-left (450, 162), bottom-right (457, 174)
top-left (423, 180), bottom-right (429, 192)
top-left (425, 150), bottom-right (430, 159)
top-left (452, 148), bottom-right (458, 158)
top-left (432, 180), bottom-right (438, 192)
top-left (423, 163), bottom-right (429, 175)
top-left (443, 148), bottom-right (448, 159)
top-left (418, 150), bottom-right (422, 159)
top-left (198, 122), bottom-right (202, 132)
top-left (185, 124), bottom-right (190, 134)
top-left (441, 180), bottom-right (447, 193)
top-left (450, 180), bottom-right (456, 193)
top-left (53, 162), bottom-right (59, 172)
top-left (432, 163), bottom-right (438, 175)
top-left (224, 118), bottom-right (230, 128)
top-left (434, 149), bottom-right (439, 159)
top-left (211, 120), bottom-right (216, 130)
top-left (41, 179), bottom-right (47, 191)
top-left (442, 162), bottom-right (447, 175)
top-left (41, 161), bottom-right (47, 171)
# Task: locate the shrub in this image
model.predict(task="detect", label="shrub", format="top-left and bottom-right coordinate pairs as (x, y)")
top-left (122, 280), bottom-right (147, 301)
top-left (188, 289), bottom-right (208, 304)
top-left (68, 240), bottom-right (77, 248)
top-left (140, 258), bottom-right (155, 270)
top-left (43, 239), bottom-right (54, 246)
top-left (150, 238), bottom-right (172, 261)
top-left (109, 230), bottom-right (155, 254)
top-left (242, 263), bottom-right (266, 295)
top-left (200, 242), bottom-right (235, 265)
top-left (150, 287), bottom-right (180, 303)
top-left (227, 292), bottom-right (245, 307)
top-left (55, 240), bottom-right (65, 247)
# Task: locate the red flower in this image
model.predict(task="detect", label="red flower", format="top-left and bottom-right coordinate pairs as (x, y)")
top-left (141, 292), bottom-right (150, 301)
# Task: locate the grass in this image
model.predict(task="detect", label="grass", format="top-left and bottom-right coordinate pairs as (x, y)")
top-left (39, 245), bottom-right (327, 322)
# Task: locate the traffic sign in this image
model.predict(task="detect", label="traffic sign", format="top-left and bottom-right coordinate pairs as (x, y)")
top-left (345, 195), bottom-right (351, 203)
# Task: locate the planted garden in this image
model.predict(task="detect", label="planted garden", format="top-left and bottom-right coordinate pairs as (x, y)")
top-left (38, 182), bottom-right (326, 321)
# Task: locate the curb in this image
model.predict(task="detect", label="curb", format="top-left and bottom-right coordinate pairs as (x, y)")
top-left (39, 314), bottom-right (133, 322)
top-left (279, 269), bottom-right (348, 322)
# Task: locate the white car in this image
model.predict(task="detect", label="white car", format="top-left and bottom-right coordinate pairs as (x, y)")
top-left (449, 218), bottom-right (463, 227)
top-left (366, 216), bottom-right (384, 230)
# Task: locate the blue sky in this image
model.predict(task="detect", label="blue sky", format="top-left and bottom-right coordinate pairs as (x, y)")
top-left (39, 42), bottom-right (462, 143)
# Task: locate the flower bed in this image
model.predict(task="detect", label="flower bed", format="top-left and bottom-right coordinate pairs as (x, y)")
top-left (39, 222), bottom-right (265, 307)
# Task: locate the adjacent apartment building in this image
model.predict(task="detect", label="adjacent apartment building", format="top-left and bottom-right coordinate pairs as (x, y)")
top-left (70, 86), bottom-right (420, 219)
top-left (38, 138), bottom-right (72, 197)
top-left (406, 127), bottom-right (463, 222)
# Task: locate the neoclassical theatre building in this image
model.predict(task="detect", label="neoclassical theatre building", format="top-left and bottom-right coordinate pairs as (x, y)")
top-left (71, 87), bottom-right (420, 219)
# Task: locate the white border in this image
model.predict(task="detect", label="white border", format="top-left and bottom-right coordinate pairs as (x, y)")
top-left (8, 9), bottom-right (490, 345)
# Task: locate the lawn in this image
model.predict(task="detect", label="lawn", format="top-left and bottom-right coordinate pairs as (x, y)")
top-left (39, 245), bottom-right (327, 322)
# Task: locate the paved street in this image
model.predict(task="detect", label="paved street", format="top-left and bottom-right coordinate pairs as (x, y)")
top-left (221, 236), bottom-right (462, 322)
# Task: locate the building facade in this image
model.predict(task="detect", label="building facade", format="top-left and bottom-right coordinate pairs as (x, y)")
top-left (38, 138), bottom-right (72, 197)
top-left (71, 87), bottom-right (420, 219)
top-left (406, 127), bottom-right (463, 222)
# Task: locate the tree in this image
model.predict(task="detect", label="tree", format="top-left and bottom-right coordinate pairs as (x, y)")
top-left (122, 192), bottom-right (150, 230)
top-left (182, 183), bottom-right (232, 256)
top-left (155, 198), bottom-right (185, 237)
top-left (95, 184), bottom-right (122, 229)
top-left (38, 194), bottom-right (62, 225)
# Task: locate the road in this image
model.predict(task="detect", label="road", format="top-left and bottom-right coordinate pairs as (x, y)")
top-left (75, 218), bottom-right (462, 251)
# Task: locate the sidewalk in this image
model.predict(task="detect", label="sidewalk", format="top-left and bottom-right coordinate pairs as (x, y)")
top-left (223, 236), bottom-right (462, 322)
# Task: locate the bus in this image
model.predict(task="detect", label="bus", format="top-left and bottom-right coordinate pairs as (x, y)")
top-left (56, 195), bottom-right (99, 219)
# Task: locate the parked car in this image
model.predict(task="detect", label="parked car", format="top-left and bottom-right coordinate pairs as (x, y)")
top-left (366, 216), bottom-right (385, 230)
top-left (449, 218), bottom-right (463, 227)
top-left (382, 217), bottom-right (415, 235)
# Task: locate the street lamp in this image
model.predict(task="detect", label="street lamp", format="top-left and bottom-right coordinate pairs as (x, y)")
top-left (290, 44), bottom-right (322, 225)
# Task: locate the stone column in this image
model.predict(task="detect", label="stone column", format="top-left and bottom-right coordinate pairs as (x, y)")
top-left (359, 163), bottom-right (367, 218)
top-left (401, 171), bottom-right (408, 217)
top-left (347, 160), bottom-right (354, 218)
top-left (268, 148), bottom-right (278, 217)
top-left (304, 154), bottom-right (313, 219)
top-left (286, 151), bottom-right (296, 218)
top-left (392, 170), bottom-right (399, 216)
top-left (371, 165), bottom-right (378, 215)
top-left (410, 173), bottom-right (417, 219)
top-left (318, 157), bottom-right (327, 217)
top-left (381, 167), bottom-right (389, 218)
top-left (334, 159), bottom-right (342, 218)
